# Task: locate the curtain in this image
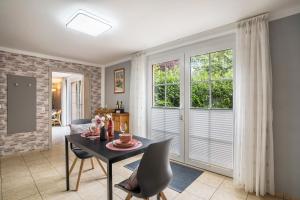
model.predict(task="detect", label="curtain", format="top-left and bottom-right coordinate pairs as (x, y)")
top-left (129, 53), bottom-right (147, 137)
top-left (234, 13), bottom-right (275, 196)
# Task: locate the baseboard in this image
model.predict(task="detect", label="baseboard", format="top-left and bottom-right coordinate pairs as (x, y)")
top-left (283, 193), bottom-right (300, 200)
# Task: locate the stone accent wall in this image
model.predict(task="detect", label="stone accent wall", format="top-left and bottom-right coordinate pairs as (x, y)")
top-left (0, 50), bottom-right (102, 155)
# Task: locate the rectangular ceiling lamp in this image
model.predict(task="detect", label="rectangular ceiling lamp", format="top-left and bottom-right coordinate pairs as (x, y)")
top-left (66, 10), bottom-right (112, 36)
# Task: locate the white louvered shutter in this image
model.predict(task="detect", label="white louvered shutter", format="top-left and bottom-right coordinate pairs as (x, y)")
top-left (189, 109), bottom-right (233, 169)
top-left (150, 108), bottom-right (181, 156)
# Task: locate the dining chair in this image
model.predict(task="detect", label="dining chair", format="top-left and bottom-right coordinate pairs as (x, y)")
top-left (69, 119), bottom-right (107, 191)
top-left (115, 139), bottom-right (173, 200)
top-left (52, 110), bottom-right (62, 126)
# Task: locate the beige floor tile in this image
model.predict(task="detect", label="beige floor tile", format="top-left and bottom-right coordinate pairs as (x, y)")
top-left (247, 194), bottom-right (283, 200)
top-left (35, 175), bottom-right (65, 192)
top-left (1, 176), bottom-right (35, 192)
top-left (31, 168), bottom-right (61, 180)
top-left (211, 188), bottom-right (247, 200)
top-left (197, 171), bottom-right (225, 188)
top-left (175, 191), bottom-right (206, 200)
top-left (217, 179), bottom-right (248, 199)
top-left (1, 168), bottom-right (31, 178)
top-left (162, 187), bottom-right (179, 200)
top-left (186, 180), bottom-right (217, 200)
top-left (2, 183), bottom-right (39, 200)
top-left (42, 190), bottom-right (82, 200)
top-left (22, 194), bottom-right (43, 200)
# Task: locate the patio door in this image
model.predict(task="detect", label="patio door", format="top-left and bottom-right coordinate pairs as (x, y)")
top-left (184, 41), bottom-right (235, 176)
top-left (148, 52), bottom-right (185, 162)
top-left (148, 35), bottom-right (235, 176)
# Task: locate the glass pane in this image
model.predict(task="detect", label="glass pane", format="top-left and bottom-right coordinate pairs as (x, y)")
top-left (191, 82), bottom-right (209, 108)
top-left (211, 49), bottom-right (233, 80)
top-left (211, 80), bottom-right (233, 109)
top-left (165, 60), bottom-right (180, 84)
top-left (153, 85), bottom-right (165, 107)
top-left (191, 54), bottom-right (209, 82)
top-left (153, 64), bottom-right (165, 85)
top-left (166, 84), bottom-right (180, 107)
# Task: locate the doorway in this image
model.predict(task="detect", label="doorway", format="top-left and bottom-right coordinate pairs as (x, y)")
top-left (51, 71), bottom-right (84, 144)
top-left (147, 35), bottom-right (235, 176)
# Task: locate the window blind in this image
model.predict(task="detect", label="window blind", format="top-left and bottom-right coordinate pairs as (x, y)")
top-left (151, 108), bottom-right (181, 156)
top-left (189, 109), bottom-right (233, 169)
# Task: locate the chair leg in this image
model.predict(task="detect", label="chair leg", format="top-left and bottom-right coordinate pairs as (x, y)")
top-left (75, 159), bottom-right (85, 191)
top-left (90, 158), bottom-right (94, 169)
top-left (159, 192), bottom-right (167, 200)
top-left (125, 192), bottom-right (132, 200)
top-left (69, 157), bottom-right (78, 175)
top-left (96, 158), bottom-right (107, 175)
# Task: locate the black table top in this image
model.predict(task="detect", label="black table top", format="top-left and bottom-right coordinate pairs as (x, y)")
top-left (66, 133), bottom-right (152, 163)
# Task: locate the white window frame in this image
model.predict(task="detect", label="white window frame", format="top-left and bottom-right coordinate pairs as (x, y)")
top-left (184, 35), bottom-right (235, 176)
top-left (146, 34), bottom-right (236, 177)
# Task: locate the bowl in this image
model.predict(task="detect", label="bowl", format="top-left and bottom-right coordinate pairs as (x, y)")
top-left (119, 133), bottom-right (132, 143)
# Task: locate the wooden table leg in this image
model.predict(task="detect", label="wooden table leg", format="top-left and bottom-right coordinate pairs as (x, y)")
top-left (65, 136), bottom-right (70, 191)
top-left (107, 162), bottom-right (113, 200)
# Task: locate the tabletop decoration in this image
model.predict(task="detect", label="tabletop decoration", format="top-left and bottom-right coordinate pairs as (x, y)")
top-left (107, 114), bottom-right (114, 140)
top-left (106, 139), bottom-right (143, 151)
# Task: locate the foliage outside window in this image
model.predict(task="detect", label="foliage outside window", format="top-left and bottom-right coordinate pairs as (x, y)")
top-left (153, 60), bottom-right (180, 107)
top-left (191, 49), bottom-right (233, 109)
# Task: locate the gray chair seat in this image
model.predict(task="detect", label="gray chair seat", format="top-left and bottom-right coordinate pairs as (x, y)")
top-left (72, 147), bottom-right (93, 159)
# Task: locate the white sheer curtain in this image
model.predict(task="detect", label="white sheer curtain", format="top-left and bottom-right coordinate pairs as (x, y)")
top-left (234, 13), bottom-right (275, 196)
top-left (129, 53), bottom-right (147, 137)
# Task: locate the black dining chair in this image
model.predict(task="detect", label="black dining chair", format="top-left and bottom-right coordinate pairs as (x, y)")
top-left (115, 139), bottom-right (173, 200)
top-left (69, 119), bottom-right (107, 191)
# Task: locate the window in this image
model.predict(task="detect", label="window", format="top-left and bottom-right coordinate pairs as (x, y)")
top-left (152, 60), bottom-right (180, 107)
top-left (190, 49), bottom-right (233, 109)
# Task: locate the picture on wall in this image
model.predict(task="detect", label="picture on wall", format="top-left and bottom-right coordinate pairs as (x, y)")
top-left (114, 68), bottom-right (125, 93)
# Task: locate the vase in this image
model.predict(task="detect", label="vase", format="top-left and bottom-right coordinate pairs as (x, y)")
top-left (107, 119), bottom-right (114, 140)
top-left (100, 126), bottom-right (107, 141)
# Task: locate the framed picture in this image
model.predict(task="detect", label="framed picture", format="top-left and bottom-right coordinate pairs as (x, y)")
top-left (114, 68), bottom-right (125, 93)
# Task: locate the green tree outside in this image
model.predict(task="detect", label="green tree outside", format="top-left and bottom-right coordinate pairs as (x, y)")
top-left (153, 49), bottom-right (233, 109)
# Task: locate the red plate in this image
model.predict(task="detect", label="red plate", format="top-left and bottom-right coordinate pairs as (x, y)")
top-left (80, 132), bottom-right (100, 139)
top-left (112, 139), bottom-right (138, 148)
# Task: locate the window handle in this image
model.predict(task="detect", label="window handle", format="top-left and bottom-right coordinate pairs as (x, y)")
top-left (180, 114), bottom-right (184, 121)
top-left (179, 106), bottom-right (184, 121)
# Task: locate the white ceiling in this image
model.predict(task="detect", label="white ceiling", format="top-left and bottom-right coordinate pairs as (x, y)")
top-left (0, 0), bottom-right (299, 65)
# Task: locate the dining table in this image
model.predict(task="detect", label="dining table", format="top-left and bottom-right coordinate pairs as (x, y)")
top-left (65, 132), bottom-right (152, 200)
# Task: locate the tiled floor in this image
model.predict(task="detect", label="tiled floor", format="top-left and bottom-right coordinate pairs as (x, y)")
top-left (0, 128), bottom-right (282, 200)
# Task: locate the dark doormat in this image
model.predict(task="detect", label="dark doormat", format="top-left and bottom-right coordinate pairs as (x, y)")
top-left (124, 160), bottom-right (203, 193)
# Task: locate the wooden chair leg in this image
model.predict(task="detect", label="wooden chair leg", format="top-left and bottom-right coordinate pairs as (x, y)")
top-left (159, 192), bottom-right (167, 200)
top-left (69, 157), bottom-right (78, 175)
top-left (75, 159), bottom-right (85, 191)
top-left (90, 158), bottom-right (94, 169)
top-left (96, 158), bottom-right (107, 175)
top-left (125, 192), bottom-right (132, 200)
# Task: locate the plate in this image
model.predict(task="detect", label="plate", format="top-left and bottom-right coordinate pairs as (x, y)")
top-left (80, 132), bottom-right (100, 139)
top-left (112, 139), bottom-right (138, 148)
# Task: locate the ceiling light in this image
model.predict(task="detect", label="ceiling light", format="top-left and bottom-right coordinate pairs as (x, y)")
top-left (66, 10), bottom-right (112, 36)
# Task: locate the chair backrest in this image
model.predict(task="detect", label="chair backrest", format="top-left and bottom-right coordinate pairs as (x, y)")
top-left (137, 139), bottom-right (173, 197)
top-left (71, 119), bottom-right (91, 125)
